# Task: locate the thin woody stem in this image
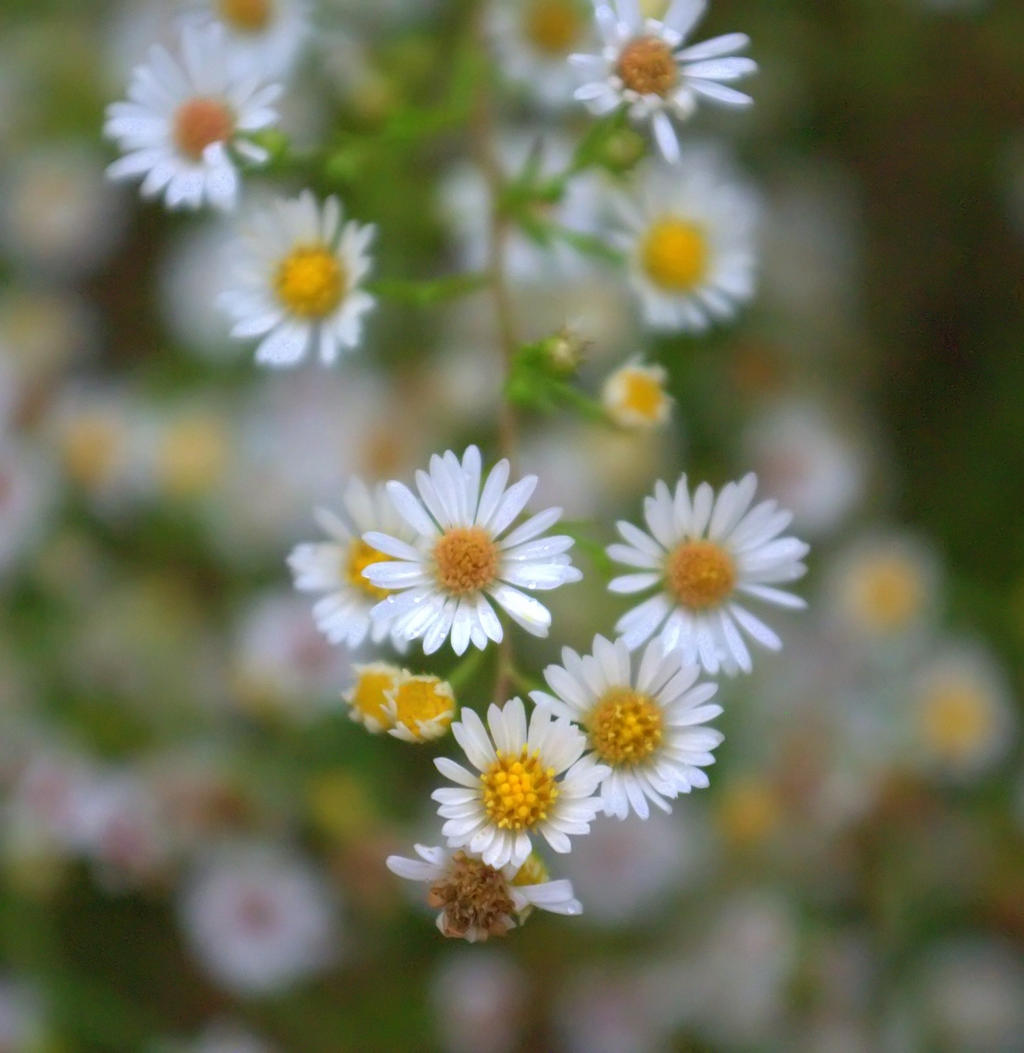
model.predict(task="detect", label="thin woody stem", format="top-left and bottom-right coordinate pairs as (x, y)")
top-left (469, 1), bottom-right (519, 700)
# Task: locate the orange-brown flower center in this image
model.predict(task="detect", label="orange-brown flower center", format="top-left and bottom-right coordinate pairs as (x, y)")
top-left (219, 0), bottom-right (273, 31)
top-left (523, 0), bottom-right (584, 55)
top-left (428, 851), bottom-right (516, 941)
top-left (617, 36), bottom-right (678, 97)
top-left (433, 526), bottom-right (499, 595)
top-left (173, 97), bottom-right (235, 160)
top-left (667, 540), bottom-right (736, 610)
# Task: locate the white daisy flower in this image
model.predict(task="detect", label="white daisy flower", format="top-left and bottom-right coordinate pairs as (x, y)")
top-left (570, 0), bottom-right (757, 163)
top-left (363, 445), bottom-right (582, 656)
top-left (186, 0), bottom-right (312, 78)
top-left (532, 635), bottom-right (722, 819)
top-left (220, 190), bottom-right (376, 367)
top-left (287, 477), bottom-right (415, 650)
top-left (386, 844), bottom-right (581, 942)
top-left (488, 0), bottom-right (596, 110)
top-left (614, 156), bottom-right (759, 333)
top-left (432, 697), bottom-right (609, 869)
top-left (607, 473), bottom-right (809, 675)
top-left (103, 22), bottom-right (281, 211)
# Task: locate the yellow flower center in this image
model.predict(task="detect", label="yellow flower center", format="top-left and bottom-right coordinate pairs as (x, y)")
top-left (613, 367), bottom-right (668, 424)
top-left (433, 526), bottom-right (500, 596)
top-left (347, 665), bottom-right (401, 728)
top-left (523, 0), bottom-right (584, 55)
top-left (481, 749), bottom-right (559, 831)
top-left (158, 415), bottom-right (228, 498)
top-left (617, 35), bottom-right (678, 96)
top-left (667, 540), bottom-right (736, 610)
top-left (852, 558), bottom-right (923, 630)
top-left (918, 683), bottom-right (994, 761)
top-left (390, 676), bottom-right (456, 741)
top-left (588, 688), bottom-right (663, 766)
top-left (173, 97), bottom-right (235, 161)
top-left (346, 538), bottom-right (395, 601)
top-left (642, 218), bottom-right (709, 291)
top-left (715, 777), bottom-right (781, 847)
top-left (428, 851), bottom-right (516, 941)
top-left (274, 246), bottom-right (346, 318)
top-left (62, 414), bottom-right (121, 490)
top-left (218, 0), bottom-right (273, 31)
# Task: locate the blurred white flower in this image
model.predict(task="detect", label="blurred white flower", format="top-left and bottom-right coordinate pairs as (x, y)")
top-left (744, 400), bottom-right (868, 537)
top-left (186, 0), bottom-right (312, 78)
top-left (909, 642), bottom-right (1015, 779)
top-left (0, 142), bottom-right (126, 280)
top-left (104, 22), bottom-right (281, 211)
top-left (231, 592), bottom-right (355, 718)
top-left (429, 950), bottom-right (527, 1053)
top-left (288, 477), bottom-right (417, 650)
top-left (825, 531), bottom-right (940, 641)
top-left (386, 844), bottom-right (581, 941)
top-left (532, 635), bottom-right (722, 818)
top-left (432, 697), bottom-right (608, 869)
top-left (613, 154), bottom-right (759, 332)
top-left (221, 190), bottom-right (376, 367)
top-left (571, 0), bottom-right (756, 162)
top-left (364, 446), bottom-right (582, 655)
top-left (558, 807), bottom-right (708, 924)
top-left (488, 0), bottom-right (596, 110)
top-left (608, 472), bottom-right (809, 675)
top-left (179, 843), bottom-right (338, 996)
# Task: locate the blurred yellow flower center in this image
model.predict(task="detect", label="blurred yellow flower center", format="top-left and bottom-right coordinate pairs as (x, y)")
top-left (347, 665), bottom-right (401, 727)
top-left (667, 540), bottom-right (736, 609)
top-left (639, 0), bottom-right (670, 16)
top-left (346, 538), bottom-right (395, 601)
top-left (618, 369), bottom-right (667, 421)
top-left (62, 414), bottom-right (121, 490)
top-left (275, 246), bottom-right (346, 318)
top-left (618, 36), bottom-right (678, 97)
top-left (158, 415), bottom-right (228, 498)
top-left (390, 676), bottom-right (455, 740)
top-left (642, 218), bottom-right (708, 291)
top-left (433, 526), bottom-right (499, 595)
top-left (918, 683), bottom-right (993, 760)
top-left (428, 851), bottom-right (516, 941)
top-left (853, 558), bottom-right (923, 629)
top-left (715, 777), bottom-right (781, 847)
top-left (523, 0), bottom-right (583, 55)
top-left (588, 688), bottom-right (663, 765)
top-left (481, 749), bottom-right (559, 831)
top-left (173, 97), bottom-right (235, 160)
top-left (218, 0), bottom-right (273, 31)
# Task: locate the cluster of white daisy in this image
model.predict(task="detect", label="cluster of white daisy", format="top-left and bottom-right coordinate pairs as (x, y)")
top-left (101, 1), bottom-right (808, 945)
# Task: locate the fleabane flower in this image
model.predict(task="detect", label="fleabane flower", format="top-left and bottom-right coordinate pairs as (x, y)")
top-left (342, 662), bottom-right (403, 734)
top-left (103, 22), bottom-right (281, 211)
top-left (220, 190), bottom-right (376, 367)
top-left (432, 698), bottom-right (609, 869)
top-left (363, 446), bottom-right (582, 656)
top-left (386, 845), bottom-right (581, 942)
top-left (614, 156), bottom-right (759, 333)
top-left (602, 359), bottom-right (672, 428)
top-left (488, 0), bottom-right (595, 110)
top-left (570, 0), bottom-right (756, 162)
top-left (608, 473), bottom-right (809, 675)
top-left (187, 0), bottom-right (312, 78)
top-left (531, 635), bottom-right (722, 819)
top-left (288, 477), bottom-right (415, 650)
